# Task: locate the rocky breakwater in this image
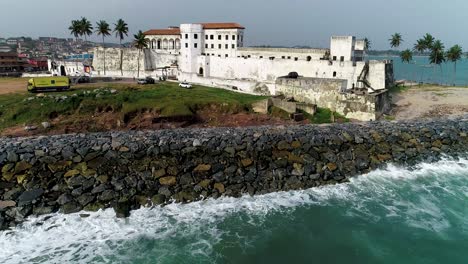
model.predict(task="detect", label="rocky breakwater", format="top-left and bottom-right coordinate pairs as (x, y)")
top-left (1, 117), bottom-right (468, 230)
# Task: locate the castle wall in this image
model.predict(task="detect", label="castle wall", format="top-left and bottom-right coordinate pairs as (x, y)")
top-left (184, 56), bottom-right (387, 93)
top-left (237, 47), bottom-right (327, 61)
top-left (275, 77), bottom-right (390, 121)
top-left (92, 48), bottom-right (178, 78)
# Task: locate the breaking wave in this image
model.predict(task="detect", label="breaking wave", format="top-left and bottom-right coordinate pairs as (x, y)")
top-left (1, 157), bottom-right (467, 263)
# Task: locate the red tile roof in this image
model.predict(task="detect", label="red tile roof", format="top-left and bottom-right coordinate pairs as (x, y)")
top-left (144, 23), bottom-right (245, 35)
top-left (200, 23), bottom-right (245, 30)
top-left (144, 28), bottom-right (181, 36)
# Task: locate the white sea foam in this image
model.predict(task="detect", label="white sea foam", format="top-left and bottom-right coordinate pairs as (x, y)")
top-left (1, 158), bottom-right (467, 263)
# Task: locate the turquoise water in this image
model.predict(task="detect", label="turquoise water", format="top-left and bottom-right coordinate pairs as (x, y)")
top-left (371, 55), bottom-right (468, 86)
top-left (1, 157), bottom-right (468, 264)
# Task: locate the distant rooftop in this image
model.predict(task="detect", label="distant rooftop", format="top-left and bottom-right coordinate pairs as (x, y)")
top-left (144, 22), bottom-right (245, 36)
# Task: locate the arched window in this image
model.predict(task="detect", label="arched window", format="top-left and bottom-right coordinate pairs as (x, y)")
top-left (157, 40), bottom-right (161, 49)
top-left (162, 39), bottom-right (168, 49)
top-left (306, 56), bottom-right (312, 62)
top-left (169, 39), bottom-right (175, 49)
top-left (333, 71), bottom-right (337, 77)
top-left (152, 40), bottom-right (157, 49)
top-left (199, 67), bottom-right (204, 75)
top-left (175, 39), bottom-right (181, 49)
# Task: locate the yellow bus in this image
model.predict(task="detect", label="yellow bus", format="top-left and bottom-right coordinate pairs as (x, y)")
top-left (27, 77), bottom-right (70, 92)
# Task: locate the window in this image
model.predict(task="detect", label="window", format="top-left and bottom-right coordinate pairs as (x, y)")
top-left (306, 56), bottom-right (312, 61)
top-left (194, 43), bottom-right (198, 48)
top-left (218, 44), bottom-right (222, 49)
top-left (232, 35), bottom-right (236, 40)
top-left (281, 56), bottom-right (285, 59)
top-left (199, 67), bottom-right (204, 75)
top-left (294, 57), bottom-right (298, 61)
top-left (225, 54), bottom-right (228, 58)
top-left (218, 55), bottom-right (221, 57)
top-left (211, 44), bottom-right (214, 49)
top-left (185, 43), bottom-right (188, 48)
top-left (287, 56), bottom-right (291, 59)
top-left (218, 35), bottom-right (222, 40)
top-left (248, 55), bottom-right (251, 58)
top-left (205, 35), bottom-right (208, 40)
top-left (205, 44), bottom-right (208, 48)
top-left (333, 71), bottom-right (337, 77)
top-left (333, 56), bottom-right (337, 61)
top-left (185, 34), bottom-right (188, 39)
top-left (210, 35), bottom-right (214, 40)
top-left (340, 56), bottom-right (344, 62)
top-left (225, 44), bottom-right (228, 49)
top-left (260, 56), bottom-right (263, 59)
top-left (194, 34), bottom-right (198, 39)
top-left (225, 35), bottom-right (229, 40)
top-left (232, 44), bottom-right (235, 49)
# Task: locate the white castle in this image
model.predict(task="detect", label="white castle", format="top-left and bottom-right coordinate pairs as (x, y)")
top-left (91, 22), bottom-right (394, 120)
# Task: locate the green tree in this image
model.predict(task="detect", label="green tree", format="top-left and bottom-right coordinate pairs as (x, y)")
top-left (114, 19), bottom-right (129, 46)
top-left (413, 39), bottom-right (426, 55)
top-left (79, 17), bottom-right (93, 42)
top-left (389, 33), bottom-right (403, 49)
top-left (363, 38), bottom-right (371, 59)
top-left (68, 20), bottom-right (81, 41)
top-left (96, 20), bottom-right (111, 76)
top-left (423, 33), bottom-right (435, 50)
top-left (429, 40), bottom-right (446, 81)
top-left (400, 49), bottom-right (413, 63)
top-left (446, 45), bottom-right (463, 85)
top-left (133, 30), bottom-right (149, 78)
top-left (114, 19), bottom-right (129, 76)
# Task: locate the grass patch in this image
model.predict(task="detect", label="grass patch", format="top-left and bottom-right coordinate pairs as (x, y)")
top-left (304, 107), bottom-right (348, 124)
top-left (388, 85), bottom-right (409, 93)
top-left (0, 82), bottom-right (267, 131)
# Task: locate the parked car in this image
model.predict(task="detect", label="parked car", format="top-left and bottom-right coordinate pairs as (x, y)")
top-left (137, 77), bottom-right (156, 85)
top-left (179, 82), bottom-right (192, 89)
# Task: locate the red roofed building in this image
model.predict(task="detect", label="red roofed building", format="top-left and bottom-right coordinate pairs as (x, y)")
top-left (143, 23), bottom-right (245, 57)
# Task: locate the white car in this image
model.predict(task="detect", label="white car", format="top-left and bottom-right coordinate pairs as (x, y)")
top-left (179, 82), bottom-right (192, 89)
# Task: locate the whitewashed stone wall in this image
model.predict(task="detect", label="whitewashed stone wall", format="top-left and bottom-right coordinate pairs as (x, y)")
top-left (275, 77), bottom-right (390, 121)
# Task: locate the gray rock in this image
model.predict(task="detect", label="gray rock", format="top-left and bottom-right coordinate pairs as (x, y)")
top-left (18, 189), bottom-right (44, 206)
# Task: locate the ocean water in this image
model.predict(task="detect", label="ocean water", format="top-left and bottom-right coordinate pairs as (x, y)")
top-left (371, 55), bottom-right (468, 86)
top-left (1, 157), bottom-right (468, 264)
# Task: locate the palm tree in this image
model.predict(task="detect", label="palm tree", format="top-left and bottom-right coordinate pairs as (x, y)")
top-left (68, 20), bottom-right (81, 41)
top-left (133, 30), bottom-right (149, 78)
top-left (413, 39), bottom-right (426, 55)
top-left (446, 45), bottom-right (463, 85)
top-left (363, 38), bottom-right (371, 60)
top-left (389, 33), bottom-right (403, 50)
top-left (114, 19), bottom-right (129, 76)
top-left (429, 40), bottom-right (445, 82)
top-left (96, 20), bottom-right (111, 76)
top-left (114, 19), bottom-right (129, 46)
top-left (400, 49), bottom-right (413, 63)
top-left (423, 33), bottom-right (435, 50)
top-left (79, 17), bottom-right (93, 42)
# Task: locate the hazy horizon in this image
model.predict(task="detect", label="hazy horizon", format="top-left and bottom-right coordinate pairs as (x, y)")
top-left (1, 0), bottom-right (467, 50)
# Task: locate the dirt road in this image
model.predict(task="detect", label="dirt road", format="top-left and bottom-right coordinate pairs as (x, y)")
top-left (391, 86), bottom-right (468, 120)
top-left (0, 78), bottom-right (27, 95)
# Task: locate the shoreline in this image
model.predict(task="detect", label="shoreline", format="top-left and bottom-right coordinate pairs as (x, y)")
top-left (1, 117), bottom-right (468, 230)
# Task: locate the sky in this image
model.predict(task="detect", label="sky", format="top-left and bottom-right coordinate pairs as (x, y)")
top-left (0, 0), bottom-right (467, 50)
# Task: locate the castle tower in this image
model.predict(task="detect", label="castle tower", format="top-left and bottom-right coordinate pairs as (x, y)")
top-left (179, 24), bottom-right (204, 75)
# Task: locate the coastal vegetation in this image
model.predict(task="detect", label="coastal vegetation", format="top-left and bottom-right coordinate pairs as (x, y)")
top-left (133, 31), bottom-right (149, 78)
top-left (386, 32), bottom-right (464, 85)
top-left (95, 21), bottom-right (111, 76)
